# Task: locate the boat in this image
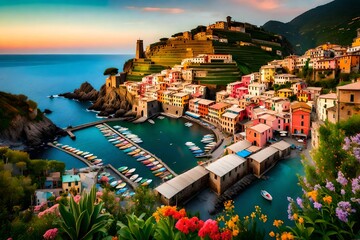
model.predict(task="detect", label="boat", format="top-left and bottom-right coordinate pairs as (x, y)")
top-left (157, 116), bottom-right (164, 119)
top-left (110, 180), bottom-right (119, 187)
top-left (150, 164), bottom-right (163, 171)
top-left (141, 179), bottom-right (153, 186)
top-left (148, 119), bottom-right (155, 124)
top-left (142, 159), bottom-right (155, 165)
top-left (155, 172), bottom-right (165, 177)
top-left (108, 138), bottom-right (118, 142)
top-left (96, 162), bottom-right (103, 166)
top-left (136, 156), bottom-right (147, 162)
top-left (261, 190), bottom-right (273, 201)
top-left (123, 146), bottom-right (136, 153)
top-left (116, 187), bottom-right (128, 194)
top-left (84, 153), bottom-right (93, 158)
top-left (120, 144), bottom-right (132, 150)
top-left (112, 140), bottom-right (121, 144)
top-left (129, 174), bottom-right (139, 181)
top-left (126, 168), bottom-right (136, 174)
top-left (185, 142), bottom-right (195, 146)
top-left (133, 139), bottom-right (143, 144)
top-left (192, 150), bottom-right (204, 154)
top-left (81, 151), bottom-right (90, 156)
top-left (164, 174), bottom-right (173, 180)
top-left (190, 146), bottom-right (200, 151)
top-left (113, 125), bottom-right (121, 129)
top-left (88, 156), bottom-right (97, 160)
top-left (117, 182), bottom-right (126, 189)
top-left (140, 178), bottom-right (148, 184)
top-left (128, 149), bottom-right (141, 155)
top-left (134, 177), bottom-right (142, 183)
top-left (93, 159), bottom-right (102, 164)
top-left (118, 166), bottom-right (128, 172)
top-left (152, 167), bottom-right (166, 174)
top-left (76, 151), bottom-right (84, 155)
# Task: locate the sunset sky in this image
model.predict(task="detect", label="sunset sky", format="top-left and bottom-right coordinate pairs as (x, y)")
top-left (0, 0), bottom-right (332, 54)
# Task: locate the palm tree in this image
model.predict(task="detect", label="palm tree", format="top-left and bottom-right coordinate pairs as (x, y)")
top-left (58, 187), bottom-right (112, 240)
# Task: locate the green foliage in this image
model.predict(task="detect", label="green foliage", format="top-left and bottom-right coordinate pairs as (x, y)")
top-left (129, 186), bottom-right (158, 218)
top-left (47, 160), bottom-right (65, 174)
top-left (117, 213), bottom-right (155, 240)
top-left (58, 186), bottom-right (112, 240)
top-left (103, 67), bottom-right (119, 76)
top-left (338, 115), bottom-right (360, 136)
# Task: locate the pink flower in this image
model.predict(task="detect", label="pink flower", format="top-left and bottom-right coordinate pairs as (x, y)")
top-left (38, 204), bottom-right (59, 218)
top-left (96, 191), bottom-right (103, 198)
top-left (100, 176), bottom-right (109, 183)
top-left (73, 195), bottom-right (81, 203)
top-left (43, 228), bottom-right (58, 240)
top-left (115, 197), bottom-right (120, 202)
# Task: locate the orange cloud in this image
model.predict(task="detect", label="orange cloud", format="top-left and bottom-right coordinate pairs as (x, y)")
top-left (127, 6), bottom-right (184, 14)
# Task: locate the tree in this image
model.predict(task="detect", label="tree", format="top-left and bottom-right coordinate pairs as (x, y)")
top-left (103, 67), bottom-right (118, 76)
top-left (130, 186), bottom-right (158, 218)
top-left (15, 161), bottom-right (26, 175)
top-left (47, 160), bottom-right (65, 173)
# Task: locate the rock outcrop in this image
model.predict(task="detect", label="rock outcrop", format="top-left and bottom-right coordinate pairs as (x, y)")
top-left (60, 81), bottom-right (99, 101)
top-left (0, 115), bottom-right (65, 149)
top-left (89, 84), bottom-right (135, 118)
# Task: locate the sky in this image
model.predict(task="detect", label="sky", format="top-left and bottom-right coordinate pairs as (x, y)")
top-left (0, 0), bottom-right (333, 54)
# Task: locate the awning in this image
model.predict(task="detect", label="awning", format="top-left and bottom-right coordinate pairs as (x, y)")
top-left (236, 149), bottom-right (251, 158)
top-left (185, 111), bottom-right (200, 119)
top-left (280, 131), bottom-right (287, 134)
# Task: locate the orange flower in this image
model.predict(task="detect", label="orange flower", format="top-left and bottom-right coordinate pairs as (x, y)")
top-left (323, 195), bottom-right (332, 204)
top-left (273, 219), bottom-right (284, 228)
top-left (292, 213), bottom-right (298, 221)
top-left (269, 231), bottom-right (275, 237)
top-left (298, 217), bottom-right (304, 224)
top-left (281, 231), bottom-right (294, 240)
top-left (307, 190), bottom-right (318, 202)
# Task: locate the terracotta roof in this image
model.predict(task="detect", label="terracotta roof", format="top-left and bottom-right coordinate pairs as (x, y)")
top-left (291, 102), bottom-right (311, 110)
top-left (210, 102), bottom-right (230, 110)
top-left (337, 81), bottom-right (360, 90)
top-left (198, 99), bottom-right (215, 105)
top-left (250, 123), bottom-right (271, 133)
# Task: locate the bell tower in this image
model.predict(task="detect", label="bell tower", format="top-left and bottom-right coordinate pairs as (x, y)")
top-left (135, 39), bottom-right (145, 59)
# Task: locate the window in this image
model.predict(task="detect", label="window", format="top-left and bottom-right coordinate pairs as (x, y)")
top-left (68, 182), bottom-right (71, 187)
top-left (214, 175), bottom-right (217, 180)
top-left (348, 111), bottom-right (351, 115)
top-left (301, 115), bottom-right (304, 119)
top-left (301, 121), bottom-right (304, 126)
top-left (254, 133), bottom-right (257, 137)
top-left (222, 176), bottom-right (225, 181)
top-left (75, 181), bottom-right (78, 186)
top-left (350, 94), bottom-right (354, 102)
top-left (229, 171), bottom-right (231, 177)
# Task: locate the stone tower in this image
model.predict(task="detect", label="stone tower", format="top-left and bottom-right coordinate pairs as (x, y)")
top-left (226, 16), bottom-right (232, 29)
top-left (135, 39), bottom-right (145, 59)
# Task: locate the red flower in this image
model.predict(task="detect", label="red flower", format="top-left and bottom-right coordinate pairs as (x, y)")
top-left (175, 217), bottom-right (190, 234)
top-left (221, 229), bottom-right (232, 240)
top-left (198, 219), bottom-right (219, 239)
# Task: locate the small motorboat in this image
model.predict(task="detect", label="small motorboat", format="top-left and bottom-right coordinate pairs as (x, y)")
top-left (118, 166), bottom-right (128, 172)
top-left (148, 119), bottom-right (155, 124)
top-left (117, 182), bottom-right (126, 189)
top-left (261, 190), bottom-right (273, 201)
top-left (134, 177), bottom-right (142, 183)
top-left (129, 174), bottom-right (139, 181)
top-left (185, 142), bottom-right (195, 146)
top-left (141, 179), bottom-right (153, 186)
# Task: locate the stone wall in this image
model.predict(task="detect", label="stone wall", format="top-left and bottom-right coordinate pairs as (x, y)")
top-left (161, 103), bottom-right (185, 117)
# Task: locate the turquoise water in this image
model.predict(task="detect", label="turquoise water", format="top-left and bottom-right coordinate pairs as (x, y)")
top-left (1, 55), bottom-right (304, 236)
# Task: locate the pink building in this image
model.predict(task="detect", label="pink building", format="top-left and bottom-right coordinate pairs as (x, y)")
top-left (226, 81), bottom-right (244, 98)
top-left (246, 123), bottom-right (273, 147)
top-left (245, 102), bottom-right (258, 120)
top-left (235, 87), bottom-right (248, 99)
top-left (142, 75), bottom-right (154, 85)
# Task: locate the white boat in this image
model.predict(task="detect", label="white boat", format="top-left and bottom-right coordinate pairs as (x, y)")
top-left (134, 177), bottom-right (142, 183)
top-left (185, 142), bottom-right (195, 146)
top-left (129, 174), bottom-right (139, 181)
top-left (157, 116), bottom-right (165, 119)
top-left (84, 153), bottom-right (93, 158)
top-left (148, 119), bottom-right (155, 124)
top-left (261, 190), bottom-right (273, 201)
top-left (126, 168), bottom-right (136, 174)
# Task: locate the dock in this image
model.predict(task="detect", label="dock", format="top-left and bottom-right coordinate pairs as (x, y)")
top-left (47, 142), bottom-right (91, 167)
top-left (103, 123), bottom-right (178, 177)
top-left (106, 164), bottom-right (138, 189)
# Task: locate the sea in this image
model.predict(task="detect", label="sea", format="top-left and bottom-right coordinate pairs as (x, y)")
top-left (0, 54), bottom-right (304, 236)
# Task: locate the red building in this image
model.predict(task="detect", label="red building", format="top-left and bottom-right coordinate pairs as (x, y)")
top-left (290, 102), bottom-right (311, 137)
top-left (198, 99), bottom-right (215, 117)
top-left (246, 123), bottom-right (273, 147)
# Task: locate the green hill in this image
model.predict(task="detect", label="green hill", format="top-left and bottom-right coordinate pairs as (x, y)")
top-left (125, 21), bottom-right (293, 85)
top-left (263, 0), bottom-right (360, 54)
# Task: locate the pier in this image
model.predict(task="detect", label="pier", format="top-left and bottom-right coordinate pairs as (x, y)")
top-left (103, 123), bottom-right (178, 177)
top-left (47, 143), bottom-right (138, 189)
top-left (47, 142), bottom-right (92, 167)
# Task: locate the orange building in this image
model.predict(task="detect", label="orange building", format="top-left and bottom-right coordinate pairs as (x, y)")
top-left (198, 99), bottom-right (215, 117)
top-left (290, 102), bottom-right (311, 137)
top-left (336, 55), bottom-right (360, 73)
top-left (246, 123), bottom-right (273, 147)
top-left (336, 81), bottom-right (360, 122)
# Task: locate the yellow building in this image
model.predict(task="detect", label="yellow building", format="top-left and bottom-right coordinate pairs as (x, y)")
top-left (163, 91), bottom-right (174, 105)
top-left (260, 64), bottom-right (281, 87)
top-left (62, 175), bottom-right (81, 194)
top-left (172, 92), bottom-right (190, 107)
top-left (336, 81), bottom-right (360, 122)
top-left (208, 102), bottom-right (230, 124)
top-left (157, 90), bottom-right (165, 103)
top-left (277, 88), bottom-right (293, 98)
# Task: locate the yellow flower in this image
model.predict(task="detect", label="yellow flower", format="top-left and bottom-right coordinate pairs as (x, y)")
top-left (152, 212), bottom-right (160, 222)
top-left (224, 200), bottom-right (234, 211)
top-left (269, 231), bottom-right (275, 237)
top-left (292, 213), bottom-right (298, 221)
top-left (250, 212), bottom-right (256, 218)
top-left (244, 216), bottom-right (249, 221)
top-left (281, 232), bottom-right (294, 240)
top-left (260, 214), bottom-right (268, 223)
top-left (273, 219), bottom-right (284, 228)
top-left (307, 190), bottom-right (318, 202)
top-left (323, 195), bottom-right (332, 204)
top-left (226, 220), bottom-right (235, 229)
top-left (298, 217), bottom-right (304, 224)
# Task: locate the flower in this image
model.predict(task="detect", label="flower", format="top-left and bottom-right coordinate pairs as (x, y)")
top-left (43, 228), bottom-right (58, 240)
top-left (296, 197), bottom-right (304, 209)
top-left (314, 184), bottom-right (321, 190)
top-left (323, 195), bottom-right (332, 204)
top-left (175, 217), bottom-right (190, 234)
top-left (292, 213), bottom-right (298, 220)
top-left (198, 219), bottom-right (219, 239)
top-left (313, 202), bottom-right (322, 210)
top-left (281, 231), bottom-right (294, 240)
top-left (341, 189), bottom-right (346, 195)
top-left (260, 214), bottom-right (268, 223)
top-left (336, 171), bottom-right (348, 186)
top-left (298, 217), bottom-right (304, 224)
top-left (153, 206), bottom-right (187, 222)
top-left (307, 190), bottom-right (318, 202)
top-left (224, 200), bottom-right (234, 211)
top-left (221, 229), bottom-right (233, 240)
top-left (273, 219), bottom-right (284, 228)
top-left (250, 212), bottom-right (256, 218)
top-left (96, 191), bottom-right (103, 198)
top-left (73, 195), bottom-right (81, 203)
top-left (269, 231), bottom-right (275, 237)
top-left (326, 180), bottom-right (335, 191)
top-left (336, 201), bottom-right (356, 223)
top-left (351, 177), bottom-right (360, 194)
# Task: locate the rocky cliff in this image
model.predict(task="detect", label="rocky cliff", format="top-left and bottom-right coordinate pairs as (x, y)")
top-left (0, 92), bottom-right (65, 150)
top-left (61, 82), bottom-right (136, 118)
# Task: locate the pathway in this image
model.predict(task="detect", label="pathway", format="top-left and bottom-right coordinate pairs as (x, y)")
top-left (47, 142), bottom-right (92, 167)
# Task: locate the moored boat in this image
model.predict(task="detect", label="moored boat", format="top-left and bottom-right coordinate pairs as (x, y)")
top-left (117, 182), bottom-right (126, 189)
top-left (141, 179), bottom-right (153, 186)
top-left (261, 190), bottom-right (273, 201)
top-left (134, 177), bottom-right (142, 183)
top-left (129, 174), bottom-right (139, 181)
top-left (148, 119), bottom-right (155, 124)
top-left (152, 167), bottom-right (166, 174)
top-left (118, 166), bottom-right (128, 172)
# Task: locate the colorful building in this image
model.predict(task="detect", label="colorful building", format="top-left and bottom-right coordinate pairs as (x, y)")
top-left (336, 81), bottom-right (360, 122)
top-left (248, 83), bottom-right (266, 97)
top-left (220, 106), bottom-right (246, 134)
top-left (189, 98), bottom-right (201, 114)
top-left (248, 146), bottom-right (279, 177)
top-left (297, 89), bottom-right (312, 102)
top-left (62, 175), bottom-right (81, 194)
top-left (198, 99), bottom-right (215, 117)
top-left (277, 88), bottom-right (293, 98)
top-left (274, 74), bottom-right (298, 85)
top-left (316, 93), bottom-right (337, 121)
top-left (260, 64), bottom-right (281, 87)
top-left (172, 92), bottom-right (190, 107)
top-left (216, 90), bottom-right (229, 103)
top-left (246, 123), bottom-right (273, 147)
top-left (226, 81), bottom-right (244, 98)
top-left (290, 102), bottom-right (311, 137)
top-left (208, 102), bottom-right (230, 124)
